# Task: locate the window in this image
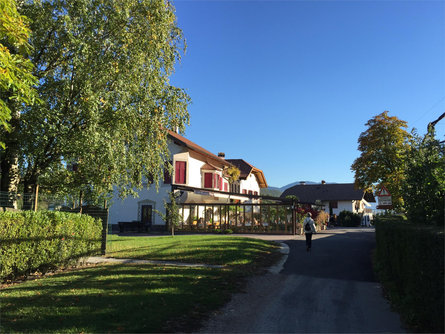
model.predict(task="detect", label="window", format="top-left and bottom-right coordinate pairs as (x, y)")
top-left (231, 183), bottom-right (240, 193)
top-left (163, 161), bottom-right (172, 184)
top-left (248, 190), bottom-right (253, 195)
top-left (242, 189), bottom-right (247, 194)
top-left (175, 161), bottom-right (186, 184)
top-left (330, 201), bottom-right (338, 209)
top-left (254, 191), bottom-right (258, 196)
top-left (204, 173), bottom-right (213, 188)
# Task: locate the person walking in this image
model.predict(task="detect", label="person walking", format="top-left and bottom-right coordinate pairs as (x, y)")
top-left (303, 212), bottom-right (316, 252)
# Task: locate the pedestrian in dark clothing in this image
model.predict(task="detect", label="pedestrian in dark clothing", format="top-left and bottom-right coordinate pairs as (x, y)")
top-left (303, 212), bottom-right (316, 252)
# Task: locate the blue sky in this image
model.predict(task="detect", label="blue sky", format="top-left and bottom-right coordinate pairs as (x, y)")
top-left (170, 0), bottom-right (445, 188)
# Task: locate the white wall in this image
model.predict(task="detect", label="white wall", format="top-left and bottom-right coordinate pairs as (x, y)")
top-left (323, 200), bottom-right (367, 216)
top-left (240, 173), bottom-right (260, 194)
top-left (108, 184), bottom-right (171, 226)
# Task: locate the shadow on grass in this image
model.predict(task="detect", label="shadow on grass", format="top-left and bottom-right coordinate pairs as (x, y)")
top-left (0, 264), bottom-right (242, 333)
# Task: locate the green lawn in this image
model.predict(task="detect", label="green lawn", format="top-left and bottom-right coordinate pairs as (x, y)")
top-left (1, 235), bottom-right (281, 333)
top-left (106, 234), bottom-right (278, 265)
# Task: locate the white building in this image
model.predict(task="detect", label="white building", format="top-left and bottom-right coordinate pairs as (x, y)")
top-left (109, 130), bottom-right (268, 231)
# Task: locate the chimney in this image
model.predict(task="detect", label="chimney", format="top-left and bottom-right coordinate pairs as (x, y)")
top-left (321, 180), bottom-right (326, 184)
top-left (218, 152), bottom-right (225, 159)
top-left (300, 181), bottom-right (306, 185)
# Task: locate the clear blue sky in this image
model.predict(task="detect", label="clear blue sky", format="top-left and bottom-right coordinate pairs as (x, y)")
top-left (170, 0), bottom-right (445, 188)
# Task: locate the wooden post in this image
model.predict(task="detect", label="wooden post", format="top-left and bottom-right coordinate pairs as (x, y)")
top-left (34, 184), bottom-right (39, 212)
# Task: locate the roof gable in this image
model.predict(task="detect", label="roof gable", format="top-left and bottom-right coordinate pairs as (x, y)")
top-left (226, 159), bottom-right (268, 188)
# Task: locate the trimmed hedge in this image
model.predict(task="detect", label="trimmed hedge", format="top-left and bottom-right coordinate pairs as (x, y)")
top-left (337, 210), bottom-right (361, 227)
top-left (374, 218), bottom-right (444, 333)
top-left (0, 211), bottom-right (102, 281)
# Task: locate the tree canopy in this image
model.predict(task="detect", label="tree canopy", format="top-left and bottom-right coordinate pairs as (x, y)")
top-left (403, 128), bottom-right (444, 225)
top-left (351, 111), bottom-right (411, 210)
top-left (0, 0), bottom-right (37, 143)
top-left (0, 0), bottom-right (190, 203)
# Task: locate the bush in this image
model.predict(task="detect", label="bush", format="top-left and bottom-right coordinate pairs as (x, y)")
top-left (223, 229), bottom-right (233, 234)
top-left (374, 218), bottom-right (444, 333)
top-left (0, 211), bottom-right (102, 281)
top-left (337, 210), bottom-right (361, 227)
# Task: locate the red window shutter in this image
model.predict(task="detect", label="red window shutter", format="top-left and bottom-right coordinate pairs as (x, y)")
top-left (175, 161), bottom-right (186, 184)
top-left (224, 183), bottom-right (228, 192)
top-left (248, 190), bottom-right (253, 195)
top-left (254, 191), bottom-right (258, 196)
top-left (204, 173), bottom-right (212, 188)
top-left (219, 177), bottom-right (223, 190)
top-left (242, 189), bottom-right (247, 194)
top-left (214, 174), bottom-right (217, 188)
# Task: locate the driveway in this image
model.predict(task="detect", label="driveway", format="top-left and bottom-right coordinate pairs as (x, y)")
top-left (199, 228), bottom-right (405, 333)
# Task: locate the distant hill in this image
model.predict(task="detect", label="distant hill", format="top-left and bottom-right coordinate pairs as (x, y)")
top-left (261, 181), bottom-right (317, 197)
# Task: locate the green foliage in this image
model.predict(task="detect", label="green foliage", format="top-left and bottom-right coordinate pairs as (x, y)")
top-left (0, 0), bottom-right (38, 143)
top-left (226, 166), bottom-right (240, 184)
top-left (374, 218), bottom-right (444, 333)
top-left (0, 210), bottom-right (102, 281)
top-left (351, 111), bottom-right (411, 211)
top-left (2, 0), bottom-right (190, 199)
top-left (403, 128), bottom-right (445, 226)
top-left (337, 210), bottom-right (361, 227)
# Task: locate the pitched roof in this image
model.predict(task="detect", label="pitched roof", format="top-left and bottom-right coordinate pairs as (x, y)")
top-left (225, 159), bottom-right (268, 188)
top-left (167, 130), bottom-right (231, 167)
top-left (281, 183), bottom-right (375, 203)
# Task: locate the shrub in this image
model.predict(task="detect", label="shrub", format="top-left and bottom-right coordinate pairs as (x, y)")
top-left (374, 218), bottom-right (444, 333)
top-left (337, 210), bottom-right (361, 227)
top-left (0, 211), bottom-right (102, 281)
top-left (315, 211), bottom-right (329, 228)
top-left (223, 229), bottom-right (233, 234)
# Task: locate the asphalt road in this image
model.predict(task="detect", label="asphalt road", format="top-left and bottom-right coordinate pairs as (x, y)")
top-left (199, 228), bottom-right (405, 333)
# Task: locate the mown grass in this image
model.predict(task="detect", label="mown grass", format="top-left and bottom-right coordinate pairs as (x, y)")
top-left (106, 234), bottom-right (277, 266)
top-left (1, 235), bottom-right (281, 333)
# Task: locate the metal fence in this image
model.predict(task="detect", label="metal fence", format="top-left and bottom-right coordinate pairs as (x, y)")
top-left (175, 202), bottom-right (302, 235)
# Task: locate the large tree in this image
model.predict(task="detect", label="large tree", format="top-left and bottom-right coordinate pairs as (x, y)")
top-left (1, 0), bottom-right (190, 204)
top-left (351, 111), bottom-right (411, 211)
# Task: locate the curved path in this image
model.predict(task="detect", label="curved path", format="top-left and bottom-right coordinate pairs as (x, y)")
top-left (199, 228), bottom-right (405, 333)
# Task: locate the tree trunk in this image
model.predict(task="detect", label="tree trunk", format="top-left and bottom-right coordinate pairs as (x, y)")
top-left (22, 179), bottom-right (36, 211)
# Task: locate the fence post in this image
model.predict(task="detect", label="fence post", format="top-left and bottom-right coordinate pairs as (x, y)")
top-left (34, 185), bottom-right (39, 212)
top-left (101, 207), bottom-right (109, 255)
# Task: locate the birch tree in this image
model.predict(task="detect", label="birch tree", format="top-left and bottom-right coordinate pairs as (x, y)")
top-left (1, 0), bottom-right (190, 203)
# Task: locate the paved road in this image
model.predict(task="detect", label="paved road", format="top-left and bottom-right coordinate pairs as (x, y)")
top-left (199, 228), bottom-right (405, 333)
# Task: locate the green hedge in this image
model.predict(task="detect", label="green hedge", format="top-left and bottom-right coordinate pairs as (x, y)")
top-left (374, 218), bottom-right (444, 333)
top-left (0, 211), bottom-right (102, 281)
top-left (337, 210), bottom-right (361, 227)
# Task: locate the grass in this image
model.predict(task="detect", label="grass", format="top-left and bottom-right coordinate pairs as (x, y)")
top-left (106, 234), bottom-right (278, 266)
top-left (1, 235), bottom-right (281, 333)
